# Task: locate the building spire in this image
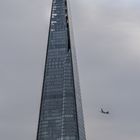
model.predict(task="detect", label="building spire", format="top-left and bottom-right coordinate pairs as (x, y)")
top-left (36, 0), bottom-right (86, 139)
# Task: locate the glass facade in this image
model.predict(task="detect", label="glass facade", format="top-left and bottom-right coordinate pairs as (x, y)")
top-left (36, 0), bottom-right (86, 140)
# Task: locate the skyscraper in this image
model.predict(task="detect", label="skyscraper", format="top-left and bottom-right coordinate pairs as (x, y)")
top-left (36, 0), bottom-right (86, 140)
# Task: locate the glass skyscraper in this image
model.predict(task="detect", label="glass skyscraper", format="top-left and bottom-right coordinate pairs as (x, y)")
top-left (36, 0), bottom-right (86, 140)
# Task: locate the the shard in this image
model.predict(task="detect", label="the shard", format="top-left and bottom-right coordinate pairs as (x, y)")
top-left (36, 0), bottom-right (86, 139)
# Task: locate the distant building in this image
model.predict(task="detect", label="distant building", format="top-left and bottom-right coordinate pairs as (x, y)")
top-left (36, 0), bottom-right (86, 139)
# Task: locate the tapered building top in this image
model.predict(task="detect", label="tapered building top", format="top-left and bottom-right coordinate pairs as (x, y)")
top-left (36, 0), bottom-right (86, 140)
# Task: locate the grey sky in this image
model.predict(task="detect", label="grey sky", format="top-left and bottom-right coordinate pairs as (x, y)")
top-left (0, 0), bottom-right (140, 140)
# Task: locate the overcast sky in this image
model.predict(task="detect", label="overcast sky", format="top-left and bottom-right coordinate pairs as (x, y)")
top-left (0, 0), bottom-right (140, 140)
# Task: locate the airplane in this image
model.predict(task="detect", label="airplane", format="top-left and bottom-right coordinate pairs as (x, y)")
top-left (100, 108), bottom-right (109, 114)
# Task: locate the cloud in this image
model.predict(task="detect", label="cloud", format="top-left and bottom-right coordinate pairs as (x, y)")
top-left (0, 0), bottom-right (140, 140)
top-left (70, 0), bottom-right (140, 140)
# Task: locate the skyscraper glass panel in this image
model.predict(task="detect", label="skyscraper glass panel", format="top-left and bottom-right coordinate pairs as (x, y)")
top-left (36, 0), bottom-right (86, 140)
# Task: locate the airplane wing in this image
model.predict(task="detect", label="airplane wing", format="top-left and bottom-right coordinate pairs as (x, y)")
top-left (101, 108), bottom-right (104, 113)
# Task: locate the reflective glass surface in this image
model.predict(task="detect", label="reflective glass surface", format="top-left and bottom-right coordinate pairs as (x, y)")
top-left (37, 0), bottom-right (86, 140)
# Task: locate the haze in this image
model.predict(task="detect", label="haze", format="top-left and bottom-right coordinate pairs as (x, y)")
top-left (0, 0), bottom-right (140, 140)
